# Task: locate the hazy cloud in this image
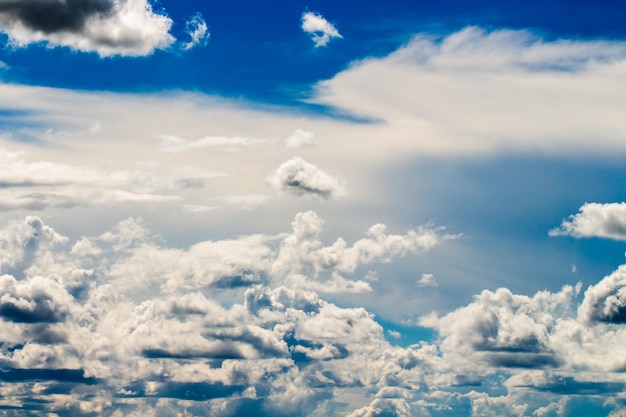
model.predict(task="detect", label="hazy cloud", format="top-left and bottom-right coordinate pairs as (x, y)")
top-left (267, 157), bottom-right (345, 198)
top-left (301, 11), bottom-right (342, 47)
top-left (0, 0), bottom-right (175, 56)
top-left (550, 202), bottom-right (626, 241)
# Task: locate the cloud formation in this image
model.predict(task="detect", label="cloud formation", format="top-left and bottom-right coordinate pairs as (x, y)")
top-left (0, 214), bottom-right (625, 415)
top-left (301, 11), bottom-right (342, 47)
top-left (267, 157), bottom-right (345, 198)
top-left (0, 0), bottom-right (175, 56)
top-left (550, 202), bottom-right (626, 241)
top-left (182, 12), bottom-right (210, 51)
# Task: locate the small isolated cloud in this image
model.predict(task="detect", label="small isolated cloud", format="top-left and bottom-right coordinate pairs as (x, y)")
top-left (549, 202), bottom-right (626, 241)
top-left (267, 157), bottom-right (345, 199)
top-left (417, 273), bottom-right (438, 287)
top-left (182, 12), bottom-right (209, 51)
top-left (0, 0), bottom-right (175, 56)
top-left (301, 11), bottom-right (342, 47)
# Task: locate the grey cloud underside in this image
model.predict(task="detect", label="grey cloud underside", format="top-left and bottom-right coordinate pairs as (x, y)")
top-left (1, 216), bottom-right (626, 415)
top-left (0, 0), bottom-right (113, 33)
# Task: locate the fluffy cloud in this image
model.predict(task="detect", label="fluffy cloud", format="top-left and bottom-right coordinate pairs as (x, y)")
top-left (301, 11), bottom-right (342, 47)
top-left (267, 157), bottom-right (345, 198)
top-left (0, 0), bottom-right (175, 56)
top-left (182, 12), bottom-right (210, 51)
top-left (0, 215), bottom-right (625, 415)
top-left (550, 202), bottom-right (626, 241)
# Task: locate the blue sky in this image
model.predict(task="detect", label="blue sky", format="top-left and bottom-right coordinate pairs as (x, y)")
top-left (0, 0), bottom-right (626, 416)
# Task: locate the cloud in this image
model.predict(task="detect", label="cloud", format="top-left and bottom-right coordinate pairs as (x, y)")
top-left (579, 265), bottom-right (626, 324)
top-left (301, 11), bottom-right (342, 47)
top-left (0, 0), bottom-right (175, 56)
top-left (549, 202), bottom-right (626, 241)
top-left (182, 12), bottom-right (210, 51)
top-left (159, 134), bottom-right (277, 153)
top-left (267, 157), bottom-right (345, 198)
top-left (417, 273), bottom-right (437, 287)
top-left (0, 146), bottom-right (227, 211)
top-left (310, 27), bottom-right (626, 155)
top-left (0, 215), bottom-right (625, 415)
top-left (285, 129), bottom-right (316, 150)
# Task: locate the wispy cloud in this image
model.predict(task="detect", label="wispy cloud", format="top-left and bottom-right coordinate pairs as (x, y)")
top-left (182, 12), bottom-right (210, 51)
top-left (301, 11), bottom-right (342, 47)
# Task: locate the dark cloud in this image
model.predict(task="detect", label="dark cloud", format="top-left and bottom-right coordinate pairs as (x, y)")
top-left (0, 0), bottom-right (113, 34)
top-left (0, 368), bottom-right (98, 384)
top-left (524, 376), bottom-right (626, 396)
top-left (486, 352), bottom-right (561, 368)
top-left (0, 294), bottom-right (67, 323)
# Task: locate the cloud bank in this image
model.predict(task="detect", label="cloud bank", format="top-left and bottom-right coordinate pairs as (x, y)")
top-left (0, 214), bottom-right (625, 415)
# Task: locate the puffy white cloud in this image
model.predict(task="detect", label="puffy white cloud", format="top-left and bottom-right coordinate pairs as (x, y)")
top-left (301, 11), bottom-right (342, 47)
top-left (579, 265), bottom-right (626, 324)
top-left (182, 13), bottom-right (210, 51)
top-left (0, 0), bottom-right (175, 57)
top-left (549, 202), bottom-right (626, 241)
top-left (267, 157), bottom-right (346, 198)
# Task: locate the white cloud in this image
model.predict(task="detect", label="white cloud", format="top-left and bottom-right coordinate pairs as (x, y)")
top-left (266, 157), bottom-right (345, 198)
top-left (182, 12), bottom-right (210, 51)
top-left (301, 11), bottom-right (342, 47)
top-left (0, 215), bottom-right (625, 415)
top-left (159, 133), bottom-right (277, 153)
top-left (0, 146), bottom-right (226, 210)
top-left (310, 27), bottom-right (626, 155)
top-left (549, 202), bottom-right (626, 241)
top-left (0, 0), bottom-right (175, 57)
top-left (417, 273), bottom-right (437, 287)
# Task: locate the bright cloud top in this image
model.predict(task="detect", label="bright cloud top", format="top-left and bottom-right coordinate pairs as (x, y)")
top-left (550, 202), bottom-right (626, 241)
top-left (301, 11), bottom-right (342, 47)
top-left (267, 157), bottom-right (346, 199)
top-left (0, 0), bottom-right (175, 56)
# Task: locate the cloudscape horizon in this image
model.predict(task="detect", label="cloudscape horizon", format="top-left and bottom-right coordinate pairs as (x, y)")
top-left (1, 1), bottom-right (625, 415)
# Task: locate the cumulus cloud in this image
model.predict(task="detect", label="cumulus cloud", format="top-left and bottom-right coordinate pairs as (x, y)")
top-left (0, 0), bottom-right (175, 57)
top-left (550, 202), bottom-right (626, 241)
top-left (285, 129), bottom-right (316, 149)
top-left (267, 157), bottom-right (345, 198)
top-left (301, 11), bottom-right (342, 47)
top-left (182, 12), bottom-right (210, 51)
top-left (0, 215), bottom-right (625, 415)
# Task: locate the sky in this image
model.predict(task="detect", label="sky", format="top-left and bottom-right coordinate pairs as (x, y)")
top-left (0, 0), bottom-right (625, 416)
